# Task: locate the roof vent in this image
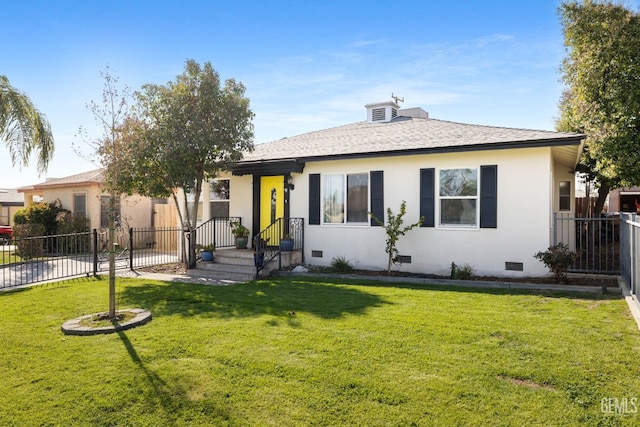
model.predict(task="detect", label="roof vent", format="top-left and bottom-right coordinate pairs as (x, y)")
top-left (365, 101), bottom-right (399, 123)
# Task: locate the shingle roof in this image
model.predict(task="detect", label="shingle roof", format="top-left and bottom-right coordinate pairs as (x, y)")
top-left (18, 168), bottom-right (105, 191)
top-left (240, 116), bottom-right (584, 163)
top-left (0, 188), bottom-right (24, 204)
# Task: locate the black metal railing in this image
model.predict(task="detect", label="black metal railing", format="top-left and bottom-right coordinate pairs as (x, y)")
top-left (553, 212), bottom-right (620, 274)
top-left (1, 227), bottom-right (181, 289)
top-left (186, 217), bottom-right (241, 267)
top-left (254, 217), bottom-right (304, 278)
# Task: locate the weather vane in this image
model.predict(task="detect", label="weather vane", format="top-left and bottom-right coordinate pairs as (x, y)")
top-left (391, 93), bottom-right (404, 104)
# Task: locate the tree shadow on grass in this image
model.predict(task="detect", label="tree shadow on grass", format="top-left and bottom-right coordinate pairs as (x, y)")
top-left (315, 274), bottom-right (623, 301)
top-left (117, 277), bottom-right (390, 319)
top-left (116, 330), bottom-right (232, 423)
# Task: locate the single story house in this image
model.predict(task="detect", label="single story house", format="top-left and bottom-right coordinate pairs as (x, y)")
top-left (0, 188), bottom-right (24, 227)
top-left (195, 100), bottom-right (585, 277)
top-left (18, 168), bottom-right (173, 238)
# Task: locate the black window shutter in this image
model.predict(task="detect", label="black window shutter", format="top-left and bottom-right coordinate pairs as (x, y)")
top-left (309, 174), bottom-right (321, 225)
top-left (420, 168), bottom-right (435, 227)
top-left (480, 165), bottom-right (498, 228)
top-left (370, 171), bottom-right (384, 226)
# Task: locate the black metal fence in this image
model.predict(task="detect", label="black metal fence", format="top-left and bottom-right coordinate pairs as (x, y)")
top-left (553, 212), bottom-right (620, 274)
top-left (620, 213), bottom-right (639, 297)
top-left (1, 227), bottom-right (181, 289)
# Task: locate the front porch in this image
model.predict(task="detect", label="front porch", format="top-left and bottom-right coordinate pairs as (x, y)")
top-left (189, 247), bottom-right (303, 281)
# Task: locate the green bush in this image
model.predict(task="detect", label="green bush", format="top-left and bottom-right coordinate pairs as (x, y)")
top-left (450, 262), bottom-right (474, 280)
top-left (534, 243), bottom-right (577, 283)
top-left (54, 212), bottom-right (91, 254)
top-left (330, 255), bottom-right (354, 273)
top-left (12, 224), bottom-right (46, 260)
top-left (13, 201), bottom-right (68, 236)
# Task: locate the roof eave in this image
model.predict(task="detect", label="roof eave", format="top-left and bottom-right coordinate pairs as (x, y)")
top-left (239, 136), bottom-right (586, 165)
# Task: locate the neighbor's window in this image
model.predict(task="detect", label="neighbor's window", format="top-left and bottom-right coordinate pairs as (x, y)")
top-left (100, 196), bottom-right (122, 228)
top-left (559, 181), bottom-right (571, 211)
top-left (73, 193), bottom-right (87, 219)
top-left (209, 179), bottom-right (230, 218)
top-left (439, 168), bottom-right (478, 226)
top-left (322, 173), bottom-right (369, 224)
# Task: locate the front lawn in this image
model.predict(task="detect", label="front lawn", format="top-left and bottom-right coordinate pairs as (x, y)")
top-left (1, 276), bottom-right (639, 425)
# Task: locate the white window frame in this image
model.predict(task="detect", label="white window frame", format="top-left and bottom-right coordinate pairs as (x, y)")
top-left (559, 180), bottom-right (571, 212)
top-left (209, 179), bottom-right (230, 218)
top-left (321, 172), bottom-right (370, 226)
top-left (437, 167), bottom-right (479, 229)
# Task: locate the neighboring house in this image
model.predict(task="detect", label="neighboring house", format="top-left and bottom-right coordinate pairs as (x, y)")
top-left (204, 100), bottom-right (585, 278)
top-left (18, 168), bottom-right (172, 234)
top-left (608, 187), bottom-right (640, 214)
top-left (0, 188), bottom-right (24, 226)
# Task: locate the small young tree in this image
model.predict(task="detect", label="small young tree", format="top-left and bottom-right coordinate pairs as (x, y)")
top-left (77, 67), bottom-right (135, 319)
top-left (371, 201), bottom-right (423, 276)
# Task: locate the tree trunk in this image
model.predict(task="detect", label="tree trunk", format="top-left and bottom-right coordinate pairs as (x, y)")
top-left (108, 193), bottom-right (116, 318)
top-left (593, 182), bottom-right (610, 217)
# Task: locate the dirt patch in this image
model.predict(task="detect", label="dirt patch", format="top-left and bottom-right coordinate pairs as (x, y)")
top-left (498, 375), bottom-right (557, 391)
top-left (138, 263), bottom-right (187, 275)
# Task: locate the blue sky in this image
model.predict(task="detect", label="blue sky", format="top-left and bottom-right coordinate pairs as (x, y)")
top-left (3, 0), bottom-right (634, 189)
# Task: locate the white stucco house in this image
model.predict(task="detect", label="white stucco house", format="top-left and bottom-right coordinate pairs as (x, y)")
top-left (198, 100), bottom-right (585, 277)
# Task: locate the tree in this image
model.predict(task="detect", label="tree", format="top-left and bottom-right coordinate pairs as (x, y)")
top-left (370, 201), bottom-right (423, 276)
top-left (0, 75), bottom-right (54, 174)
top-left (79, 67), bottom-right (135, 318)
top-left (557, 0), bottom-right (640, 215)
top-left (119, 59), bottom-right (254, 266)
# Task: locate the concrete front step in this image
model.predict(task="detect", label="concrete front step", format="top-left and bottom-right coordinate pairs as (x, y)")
top-left (190, 248), bottom-right (303, 282)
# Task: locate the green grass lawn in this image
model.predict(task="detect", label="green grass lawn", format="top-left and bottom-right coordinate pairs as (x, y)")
top-left (1, 276), bottom-right (639, 426)
top-left (0, 248), bottom-right (21, 264)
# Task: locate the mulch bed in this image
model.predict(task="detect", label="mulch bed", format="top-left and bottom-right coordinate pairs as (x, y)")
top-left (315, 268), bottom-right (619, 288)
top-left (138, 263), bottom-right (619, 288)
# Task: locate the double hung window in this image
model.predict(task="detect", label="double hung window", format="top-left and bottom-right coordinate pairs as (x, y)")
top-left (322, 173), bottom-right (369, 224)
top-left (439, 168), bottom-right (478, 227)
top-left (209, 179), bottom-right (230, 217)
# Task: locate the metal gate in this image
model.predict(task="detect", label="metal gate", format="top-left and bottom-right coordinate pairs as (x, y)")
top-left (620, 213), bottom-right (639, 296)
top-left (553, 213), bottom-right (620, 274)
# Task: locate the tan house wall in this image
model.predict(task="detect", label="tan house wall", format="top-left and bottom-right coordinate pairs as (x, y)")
top-left (20, 185), bottom-right (159, 231)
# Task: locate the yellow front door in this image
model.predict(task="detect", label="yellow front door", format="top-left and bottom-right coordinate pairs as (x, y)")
top-left (260, 176), bottom-right (285, 243)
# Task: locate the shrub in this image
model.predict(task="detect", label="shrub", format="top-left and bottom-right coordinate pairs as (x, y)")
top-left (534, 243), bottom-right (577, 283)
top-left (450, 262), bottom-right (474, 280)
top-left (13, 224), bottom-right (46, 260)
top-left (330, 256), bottom-right (354, 273)
top-left (54, 212), bottom-right (91, 254)
top-left (13, 201), bottom-right (68, 236)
